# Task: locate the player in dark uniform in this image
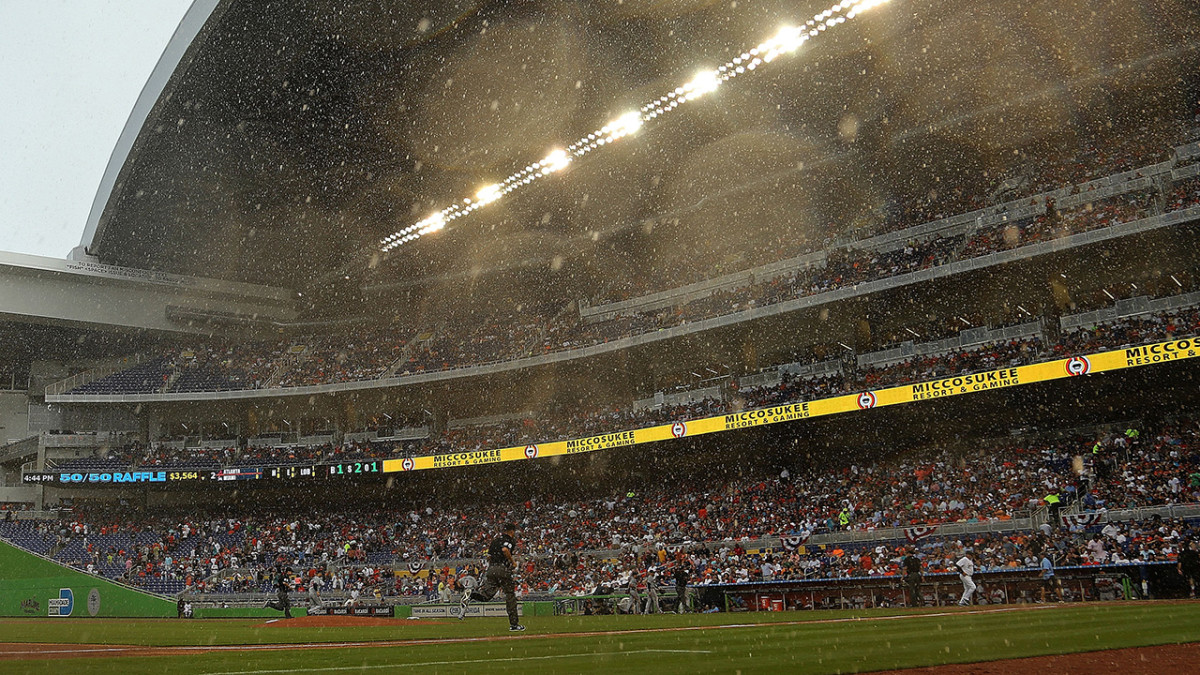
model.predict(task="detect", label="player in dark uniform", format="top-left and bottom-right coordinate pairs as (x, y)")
top-left (902, 548), bottom-right (923, 607)
top-left (1178, 539), bottom-right (1200, 598)
top-left (264, 565), bottom-right (293, 619)
top-left (457, 523), bottom-right (524, 631)
top-left (673, 562), bottom-right (691, 614)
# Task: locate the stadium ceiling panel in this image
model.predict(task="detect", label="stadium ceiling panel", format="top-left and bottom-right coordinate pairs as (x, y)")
top-left (79, 0), bottom-right (1200, 299)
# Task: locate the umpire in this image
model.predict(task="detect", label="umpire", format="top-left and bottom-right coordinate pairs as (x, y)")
top-left (458, 523), bottom-right (525, 631)
top-left (902, 548), bottom-right (923, 607)
top-left (264, 565), bottom-right (293, 619)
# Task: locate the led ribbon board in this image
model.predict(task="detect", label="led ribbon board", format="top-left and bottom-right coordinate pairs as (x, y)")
top-left (381, 337), bottom-right (1200, 472)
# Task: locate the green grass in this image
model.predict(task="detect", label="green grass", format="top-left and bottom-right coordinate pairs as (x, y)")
top-left (3, 603), bottom-right (1199, 674)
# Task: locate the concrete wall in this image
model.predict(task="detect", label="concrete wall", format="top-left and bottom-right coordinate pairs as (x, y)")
top-left (0, 251), bottom-right (295, 335)
top-left (0, 392), bottom-right (29, 445)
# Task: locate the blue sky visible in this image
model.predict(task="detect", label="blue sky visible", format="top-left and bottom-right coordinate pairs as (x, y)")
top-left (0, 0), bottom-right (193, 259)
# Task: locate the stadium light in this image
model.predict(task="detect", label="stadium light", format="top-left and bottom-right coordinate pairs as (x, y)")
top-left (684, 70), bottom-right (721, 99)
top-left (541, 149), bottom-right (572, 174)
top-left (422, 213), bottom-right (446, 232)
top-left (846, 0), bottom-right (892, 19)
top-left (475, 184), bottom-right (503, 205)
top-left (377, 0), bottom-right (896, 254)
top-left (605, 111), bottom-right (644, 141)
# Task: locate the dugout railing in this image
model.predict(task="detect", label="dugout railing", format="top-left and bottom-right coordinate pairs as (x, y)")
top-left (708, 561), bottom-right (1189, 613)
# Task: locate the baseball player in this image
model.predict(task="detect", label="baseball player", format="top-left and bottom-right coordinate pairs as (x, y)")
top-left (457, 523), bottom-right (524, 631)
top-left (644, 567), bottom-right (662, 614)
top-left (625, 570), bottom-right (642, 615)
top-left (955, 550), bottom-right (976, 606)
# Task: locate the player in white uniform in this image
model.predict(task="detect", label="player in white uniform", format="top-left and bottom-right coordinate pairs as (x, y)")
top-left (955, 552), bottom-right (976, 606)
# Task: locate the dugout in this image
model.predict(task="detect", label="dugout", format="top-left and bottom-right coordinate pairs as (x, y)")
top-left (710, 562), bottom-right (1194, 612)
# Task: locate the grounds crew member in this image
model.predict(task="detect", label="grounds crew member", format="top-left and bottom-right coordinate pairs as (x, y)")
top-left (457, 523), bottom-right (525, 631)
top-left (1043, 491), bottom-right (1062, 524)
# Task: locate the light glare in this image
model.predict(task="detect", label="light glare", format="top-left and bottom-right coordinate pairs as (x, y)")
top-left (379, 0), bottom-right (892, 253)
top-left (476, 184), bottom-right (503, 205)
top-left (687, 70), bottom-right (721, 96)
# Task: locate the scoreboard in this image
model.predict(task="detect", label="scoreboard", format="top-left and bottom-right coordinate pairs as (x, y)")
top-left (22, 460), bottom-right (382, 487)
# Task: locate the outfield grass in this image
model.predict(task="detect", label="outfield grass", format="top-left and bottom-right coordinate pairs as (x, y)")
top-left (2, 602), bottom-right (1199, 674)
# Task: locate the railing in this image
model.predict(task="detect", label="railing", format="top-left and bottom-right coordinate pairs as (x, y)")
top-left (41, 431), bottom-right (128, 448)
top-left (842, 153), bottom-right (1182, 254)
top-left (545, 502), bottom-right (1200, 564)
top-left (1060, 291), bottom-right (1200, 331)
top-left (713, 563), bottom-right (1160, 611)
top-left (633, 385), bottom-right (724, 410)
top-left (0, 510), bottom-right (56, 521)
top-left (857, 320), bottom-right (1044, 369)
top-left (43, 354), bottom-right (144, 397)
top-left (41, 204), bottom-right (1200, 406)
top-left (581, 249), bottom-right (827, 322)
top-left (1174, 140), bottom-right (1200, 162)
top-left (579, 154), bottom-right (1175, 325)
top-left (449, 413), bottom-right (533, 430)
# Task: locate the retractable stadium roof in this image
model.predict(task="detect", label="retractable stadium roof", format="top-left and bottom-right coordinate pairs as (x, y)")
top-left (78, 0), bottom-right (1200, 304)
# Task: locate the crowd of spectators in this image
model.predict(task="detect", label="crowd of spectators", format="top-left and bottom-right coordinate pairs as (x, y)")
top-left (1167, 175), bottom-right (1200, 212)
top-left (65, 125), bottom-right (1200, 397)
top-left (635, 515), bottom-right (1198, 596)
top-left (277, 329), bottom-right (408, 387)
top-left (5, 416), bottom-right (1198, 600)
top-left (52, 302), bottom-right (1200, 474)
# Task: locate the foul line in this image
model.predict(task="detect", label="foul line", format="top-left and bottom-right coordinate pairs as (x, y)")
top-left (0, 605), bottom-right (1057, 661)
top-left (202, 649), bottom-right (713, 675)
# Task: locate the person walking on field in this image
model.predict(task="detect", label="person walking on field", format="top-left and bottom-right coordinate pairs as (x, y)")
top-left (1178, 539), bottom-right (1200, 598)
top-left (673, 562), bottom-right (691, 614)
top-left (457, 523), bottom-right (525, 631)
top-left (1039, 550), bottom-right (1063, 603)
top-left (902, 547), bottom-right (924, 607)
top-left (955, 549), bottom-right (976, 607)
top-left (264, 565), bottom-right (293, 619)
top-left (625, 570), bottom-right (642, 615)
top-left (644, 567), bottom-right (662, 614)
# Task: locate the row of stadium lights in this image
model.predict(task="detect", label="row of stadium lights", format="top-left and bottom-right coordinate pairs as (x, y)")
top-left (379, 0), bottom-right (893, 253)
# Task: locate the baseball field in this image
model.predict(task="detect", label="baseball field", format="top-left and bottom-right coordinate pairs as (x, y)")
top-left (1, 601), bottom-right (1198, 674)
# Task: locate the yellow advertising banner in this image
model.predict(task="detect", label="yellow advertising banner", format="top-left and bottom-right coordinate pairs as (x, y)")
top-left (383, 337), bottom-right (1200, 474)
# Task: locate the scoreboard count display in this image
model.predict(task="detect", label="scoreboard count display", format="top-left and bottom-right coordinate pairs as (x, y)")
top-left (23, 460), bottom-right (382, 487)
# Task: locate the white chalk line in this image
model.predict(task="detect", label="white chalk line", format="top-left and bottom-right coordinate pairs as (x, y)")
top-left (0, 604), bottom-right (1057, 660)
top-left (200, 649), bottom-right (714, 675)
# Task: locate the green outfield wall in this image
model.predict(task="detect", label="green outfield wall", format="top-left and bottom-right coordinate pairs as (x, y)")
top-left (0, 540), bottom-right (176, 617)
